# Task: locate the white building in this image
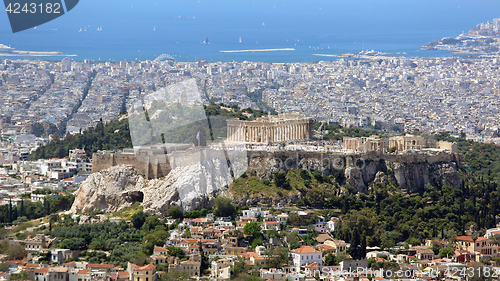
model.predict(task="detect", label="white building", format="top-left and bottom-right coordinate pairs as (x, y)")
top-left (290, 246), bottom-right (322, 269)
top-left (242, 207), bottom-right (269, 218)
top-left (327, 217), bottom-right (338, 233)
top-left (315, 216), bottom-right (326, 234)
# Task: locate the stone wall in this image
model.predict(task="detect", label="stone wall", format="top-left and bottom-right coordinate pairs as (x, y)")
top-left (92, 152), bottom-right (171, 179)
top-left (93, 148), bottom-right (463, 193)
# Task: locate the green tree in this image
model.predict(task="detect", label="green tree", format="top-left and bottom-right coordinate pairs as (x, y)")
top-left (244, 222), bottom-right (262, 237)
top-left (132, 211), bottom-right (146, 229)
top-left (167, 206), bottom-right (184, 219)
top-left (439, 246), bottom-right (454, 258)
top-left (213, 197), bottom-right (236, 218)
top-left (324, 253), bottom-right (337, 266)
top-left (88, 241), bottom-right (102, 250)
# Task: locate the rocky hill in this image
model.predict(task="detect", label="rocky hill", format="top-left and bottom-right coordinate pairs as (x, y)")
top-left (70, 150), bottom-right (463, 214)
top-left (70, 155), bottom-right (233, 215)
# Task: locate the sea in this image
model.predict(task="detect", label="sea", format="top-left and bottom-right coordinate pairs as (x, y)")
top-left (1, 0), bottom-right (500, 62)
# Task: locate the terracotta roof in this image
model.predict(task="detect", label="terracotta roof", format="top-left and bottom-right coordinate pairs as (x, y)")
top-left (304, 262), bottom-right (319, 268)
top-left (240, 252), bottom-right (259, 259)
top-left (317, 244), bottom-right (335, 250)
top-left (86, 263), bottom-right (114, 269)
top-left (118, 272), bottom-right (130, 277)
top-left (77, 269), bottom-right (90, 275)
top-left (290, 246), bottom-right (321, 254)
top-left (455, 236), bottom-right (474, 242)
top-left (316, 234), bottom-right (334, 243)
top-left (136, 264), bottom-right (155, 271)
top-left (180, 239), bottom-right (199, 244)
top-left (50, 267), bottom-right (69, 272)
top-left (153, 246), bottom-right (169, 252)
top-left (24, 263), bottom-right (39, 268)
top-left (476, 237), bottom-right (489, 242)
top-left (5, 260), bottom-right (26, 264)
top-left (34, 268), bottom-right (49, 273)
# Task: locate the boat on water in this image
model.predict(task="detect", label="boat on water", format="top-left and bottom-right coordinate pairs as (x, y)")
top-left (79, 28), bottom-right (82, 32)
top-left (153, 26), bottom-right (156, 31)
top-left (0, 44), bottom-right (14, 53)
top-left (256, 41), bottom-right (259, 45)
top-left (204, 37), bottom-right (210, 44)
top-left (84, 27), bottom-right (87, 32)
top-left (239, 37), bottom-right (242, 43)
top-left (262, 22), bottom-right (265, 26)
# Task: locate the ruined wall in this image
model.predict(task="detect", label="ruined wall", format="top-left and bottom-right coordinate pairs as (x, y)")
top-left (93, 149), bottom-right (463, 193)
top-left (437, 141), bottom-right (458, 153)
top-left (92, 152), bottom-right (171, 179)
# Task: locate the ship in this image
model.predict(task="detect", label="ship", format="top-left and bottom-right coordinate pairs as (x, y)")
top-left (0, 44), bottom-right (14, 53)
top-left (204, 37), bottom-right (210, 44)
top-left (239, 36), bottom-right (242, 43)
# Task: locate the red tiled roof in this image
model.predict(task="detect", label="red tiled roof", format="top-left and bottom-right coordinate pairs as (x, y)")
top-left (153, 246), bottom-right (168, 252)
top-left (455, 236), bottom-right (474, 242)
top-left (291, 246), bottom-right (321, 254)
top-left (34, 268), bottom-right (49, 273)
top-left (136, 264), bottom-right (155, 271)
top-left (86, 263), bottom-right (114, 269)
top-left (317, 244), bottom-right (335, 250)
top-left (240, 252), bottom-right (259, 259)
top-left (77, 269), bottom-right (90, 275)
top-left (180, 239), bottom-right (199, 244)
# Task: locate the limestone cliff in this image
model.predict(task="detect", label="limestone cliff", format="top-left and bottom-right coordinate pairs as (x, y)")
top-left (245, 150), bottom-right (462, 194)
top-left (71, 150), bottom-right (463, 215)
top-left (70, 156), bottom-right (233, 215)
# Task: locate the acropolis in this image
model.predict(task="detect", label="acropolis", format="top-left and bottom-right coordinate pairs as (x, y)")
top-left (226, 113), bottom-right (313, 143)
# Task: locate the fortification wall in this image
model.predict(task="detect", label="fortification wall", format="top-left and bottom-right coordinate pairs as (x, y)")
top-left (93, 149), bottom-right (462, 183)
top-left (92, 152), bottom-right (171, 179)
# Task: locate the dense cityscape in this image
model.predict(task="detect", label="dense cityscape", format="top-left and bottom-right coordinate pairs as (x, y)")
top-left (3, 11), bottom-right (500, 281)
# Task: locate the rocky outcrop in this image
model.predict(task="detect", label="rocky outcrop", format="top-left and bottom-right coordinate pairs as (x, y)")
top-left (245, 151), bottom-right (462, 194)
top-left (70, 156), bottom-right (233, 215)
top-left (70, 165), bottom-right (146, 214)
top-left (392, 161), bottom-right (461, 192)
top-left (373, 171), bottom-right (389, 185)
top-left (72, 150), bottom-right (463, 215)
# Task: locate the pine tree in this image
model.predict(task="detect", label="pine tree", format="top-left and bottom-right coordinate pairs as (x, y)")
top-left (19, 199), bottom-right (24, 217)
top-left (8, 198), bottom-right (12, 223)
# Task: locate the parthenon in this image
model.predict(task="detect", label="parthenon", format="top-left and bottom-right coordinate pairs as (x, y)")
top-left (226, 113), bottom-right (313, 143)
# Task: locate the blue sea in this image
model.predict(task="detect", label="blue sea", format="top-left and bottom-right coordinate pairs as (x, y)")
top-left (1, 0), bottom-right (500, 62)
